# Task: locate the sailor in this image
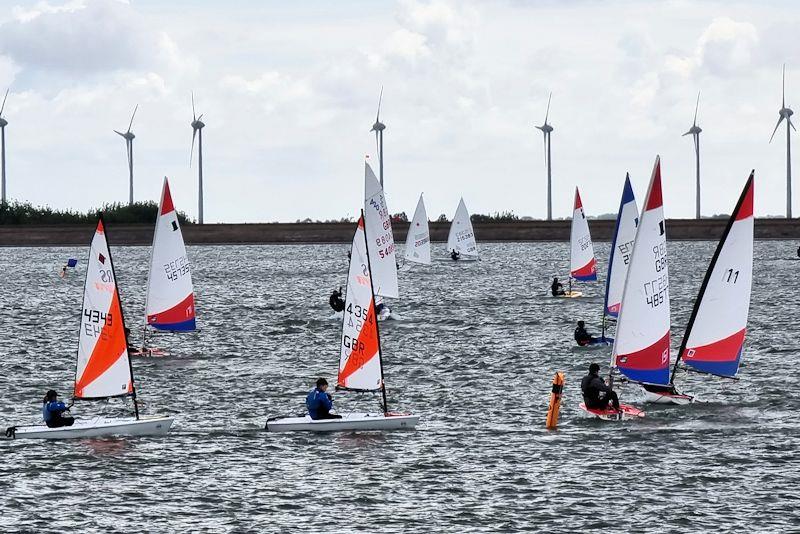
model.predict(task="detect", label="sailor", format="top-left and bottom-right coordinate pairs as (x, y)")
top-left (329, 287), bottom-right (345, 312)
top-left (450, 249), bottom-right (460, 261)
top-left (574, 320), bottom-right (597, 346)
top-left (375, 300), bottom-right (388, 318)
top-left (42, 390), bottom-right (75, 428)
top-left (551, 277), bottom-right (566, 296)
top-left (581, 363), bottom-right (621, 412)
top-left (306, 378), bottom-right (341, 420)
top-left (59, 264), bottom-right (68, 278)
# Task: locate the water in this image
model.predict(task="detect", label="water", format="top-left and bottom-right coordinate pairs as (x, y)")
top-left (1, 241), bottom-right (798, 532)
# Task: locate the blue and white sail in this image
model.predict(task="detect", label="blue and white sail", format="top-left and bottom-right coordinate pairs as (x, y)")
top-left (604, 174), bottom-right (639, 318)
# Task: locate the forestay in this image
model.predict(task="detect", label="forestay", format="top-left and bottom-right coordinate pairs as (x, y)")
top-left (604, 175), bottom-right (639, 317)
top-left (338, 217), bottom-right (384, 392)
top-left (145, 177), bottom-right (196, 331)
top-left (446, 197), bottom-right (478, 257)
top-left (75, 219), bottom-right (134, 399)
top-left (612, 157), bottom-right (671, 385)
top-left (570, 187), bottom-right (597, 281)
top-left (364, 162), bottom-right (399, 298)
top-left (405, 194), bottom-right (431, 264)
top-left (679, 174), bottom-right (754, 378)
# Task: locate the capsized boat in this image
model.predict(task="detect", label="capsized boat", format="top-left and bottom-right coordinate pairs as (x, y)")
top-left (266, 214), bottom-right (418, 432)
top-left (563, 187), bottom-right (596, 297)
top-left (403, 193), bottom-right (431, 267)
top-left (6, 218), bottom-right (174, 439)
top-left (446, 197), bottom-right (478, 260)
top-left (643, 172), bottom-right (754, 404)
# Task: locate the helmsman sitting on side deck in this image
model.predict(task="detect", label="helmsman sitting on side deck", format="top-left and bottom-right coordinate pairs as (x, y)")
top-left (329, 287), bottom-right (345, 312)
top-left (581, 363), bottom-right (620, 412)
top-left (450, 249), bottom-right (460, 261)
top-left (42, 390), bottom-right (74, 428)
top-left (551, 277), bottom-right (566, 297)
top-left (306, 378), bottom-right (342, 420)
top-left (574, 321), bottom-right (598, 346)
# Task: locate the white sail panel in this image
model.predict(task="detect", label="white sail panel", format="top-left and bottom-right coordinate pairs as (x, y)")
top-left (446, 198), bottom-right (478, 257)
top-left (681, 175), bottom-right (754, 377)
top-left (570, 187), bottom-right (597, 281)
top-left (364, 162), bottom-right (399, 298)
top-left (605, 176), bottom-right (639, 316)
top-left (405, 194), bottom-right (431, 264)
top-left (74, 219), bottom-right (134, 399)
top-left (145, 177), bottom-right (196, 331)
top-left (338, 217), bottom-right (383, 391)
top-left (612, 157), bottom-right (671, 385)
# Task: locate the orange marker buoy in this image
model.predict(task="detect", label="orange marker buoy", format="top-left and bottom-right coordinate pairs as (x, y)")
top-left (546, 372), bottom-right (565, 430)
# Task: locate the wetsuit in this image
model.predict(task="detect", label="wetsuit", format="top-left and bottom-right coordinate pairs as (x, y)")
top-left (581, 373), bottom-right (620, 411)
top-left (306, 388), bottom-right (341, 420)
top-left (43, 401), bottom-right (75, 428)
top-left (551, 281), bottom-right (565, 296)
top-left (450, 250), bottom-right (460, 261)
top-left (574, 326), bottom-right (596, 346)
top-left (329, 290), bottom-right (345, 312)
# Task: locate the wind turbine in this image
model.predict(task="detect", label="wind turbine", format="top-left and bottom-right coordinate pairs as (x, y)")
top-left (683, 92), bottom-right (702, 219)
top-left (535, 93), bottom-right (554, 221)
top-left (114, 105), bottom-right (138, 205)
top-left (770, 63), bottom-right (795, 218)
top-left (190, 92), bottom-right (205, 225)
top-left (0, 89), bottom-right (8, 203)
top-left (370, 87), bottom-right (386, 187)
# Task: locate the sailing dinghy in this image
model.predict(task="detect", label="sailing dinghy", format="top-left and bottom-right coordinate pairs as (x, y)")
top-left (266, 215), bottom-right (418, 432)
top-left (563, 187), bottom-right (596, 298)
top-left (642, 172), bottom-right (754, 404)
top-left (446, 197), bottom-right (478, 260)
top-left (403, 193), bottom-right (431, 268)
top-left (7, 218), bottom-right (173, 439)
top-left (364, 162), bottom-right (398, 320)
top-left (134, 177), bottom-right (195, 356)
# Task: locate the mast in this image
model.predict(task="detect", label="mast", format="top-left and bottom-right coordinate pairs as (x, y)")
top-left (669, 171), bottom-right (754, 384)
top-left (361, 209), bottom-right (388, 414)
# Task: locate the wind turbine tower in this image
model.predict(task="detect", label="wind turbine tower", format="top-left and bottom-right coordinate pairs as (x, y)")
top-left (371, 87), bottom-right (386, 187)
top-left (0, 89), bottom-right (8, 203)
top-left (683, 92), bottom-right (702, 219)
top-left (114, 105), bottom-right (138, 205)
top-left (770, 64), bottom-right (795, 218)
top-left (535, 93), bottom-right (554, 221)
top-left (190, 92), bottom-right (206, 224)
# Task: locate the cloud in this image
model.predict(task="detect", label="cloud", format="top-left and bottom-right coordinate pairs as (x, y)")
top-left (665, 17), bottom-right (759, 78)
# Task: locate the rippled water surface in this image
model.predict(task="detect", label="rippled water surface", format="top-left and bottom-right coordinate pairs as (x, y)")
top-left (1, 240), bottom-right (799, 532)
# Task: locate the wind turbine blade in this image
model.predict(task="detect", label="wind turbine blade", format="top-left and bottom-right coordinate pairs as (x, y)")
top-left (197, 114), bottom-right (204, 122)
top-left (791, 118), bottom-right (797, 132)
top-left (114, 130), bottom-right (126, 137)
top-left (127, 104), bottom-right (138, 133)
top-left (770, 116), bottom-right (785, 143)
top-left (682, 130), bottom-right (692, 137)
top-left (192, 91), bottom-right (196, 121)
top-left (542, 133), bottom-right (547, 167)
top-left (693, 91), bottom-right (700, 127)
top-left (0, 89), bottom-right (8, 117)
top-left (544, 92), bottom-right (552, 124)
top-left (693, 133), bottom-right (698, 153)
top-left (376, 86), bottom-right (383, 123)
top-left (190, 129), bottom-right (197, 167)
top-left (783, 63), bottom-right (786, 109)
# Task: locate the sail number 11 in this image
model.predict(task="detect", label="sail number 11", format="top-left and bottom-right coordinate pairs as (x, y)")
top-left (723, 269), bottom-right (740, 284)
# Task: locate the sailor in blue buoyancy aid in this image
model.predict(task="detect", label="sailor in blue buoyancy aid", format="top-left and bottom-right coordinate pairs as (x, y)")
top-left (42, 390), bottom-right (75, 428)
top-left (306, 378), bottom-right (342, 420)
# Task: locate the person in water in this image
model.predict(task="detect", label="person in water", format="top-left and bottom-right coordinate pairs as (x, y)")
top-left (551, 277), bottom-right (566, 296)
top-left (306, 378), bottom-right (341, 420)
top-left (450, 249), bottom-right (460, 261)
top-left (42, 390), bottom-right (74, 428)
top-left (329, 287), bottom-right (345, 312)
top-left (581, 363), bottom-right (621, 412)
top-left (574, 320), bottom-right (598, 346)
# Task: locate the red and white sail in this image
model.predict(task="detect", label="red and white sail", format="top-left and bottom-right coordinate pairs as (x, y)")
top-left (446, 197), bottom-right (478, 258)
top-left (364, 162), bottom-right (399, 298)
top-left (74, 219), bottom-right (134, 399)
top-left (570, 187), bottom-right (597, 281)
top-left (680, 174), bottom-right (754, 378)
top-left (612, 157), bottom-right (671, 385)
top-left (405, 194), bottom-right (431, 264)
top-left (144, 178), bottom-right (195, 331)
top-left (338, 216), bottom-right (383, 391)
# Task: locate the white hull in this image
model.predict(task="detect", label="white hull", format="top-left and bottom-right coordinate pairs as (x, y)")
top-left (8, 416), bottom-right (173, 440)
top-left (642, 388), bottom-right (694, 405)
top-left (266, 412), bottom-right (418, 432)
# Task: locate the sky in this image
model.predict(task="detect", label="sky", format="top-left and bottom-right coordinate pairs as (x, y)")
top-left (0, 0), bottom-right (798, 223)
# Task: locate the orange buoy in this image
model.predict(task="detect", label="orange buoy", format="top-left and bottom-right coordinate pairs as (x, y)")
top-left (546, 372), bottom-right (565, 430)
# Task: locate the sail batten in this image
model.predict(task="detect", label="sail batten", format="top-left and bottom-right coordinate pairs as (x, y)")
top-left (446, 198), bottom-right (477, 257)
top-left (364, 163), bottom-right (399, 298)
top-left (405, 194), bottom-right (431, 264)
top-left (604, 175), bottom-right (639, 317)
top-left (570, 188), bottom-right (597, 281)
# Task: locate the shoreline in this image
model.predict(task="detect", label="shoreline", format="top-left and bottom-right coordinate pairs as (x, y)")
top-left (0, 219), bottom-right (797, 246)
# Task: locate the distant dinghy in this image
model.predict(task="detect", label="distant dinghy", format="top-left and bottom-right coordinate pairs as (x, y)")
top-left (446, 197), bottom-right (478, 260)
top-left (643, 172), bottom-right (754, 404)
top-left (7, 219), bottom-right (173, 439)
top-left (266, 214), bottom-right (418, 432)
top-left (565, 187), bottom-right (597, 296)
top-left (404, 193), bottom-right (431, 266)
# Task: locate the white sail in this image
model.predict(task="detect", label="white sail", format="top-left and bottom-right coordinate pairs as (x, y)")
top-left (612, 157), bottom-right (671, 385)
top-left (446, 197), bottom-right (478, 257)
top-left (570, 187), bottom-right (597, 281)
top-left (145, 177), bottom-right (196, 331)
top-left (75, 219), bottom-right (134, 399)
top-left (364, 162), bottom-right (399, 298)
top-left (338, 217), bottom-right (383, 391)
top-left (604, 175), bottom-right (639, 316)
top-left (404, 194), bottom-right (431, 264)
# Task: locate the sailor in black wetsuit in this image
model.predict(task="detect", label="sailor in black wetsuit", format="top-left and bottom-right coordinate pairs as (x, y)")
top-left (450, 249), bottom-right (460, 261)
top-left (581, 363), bottom-right (620, 412)
top-left (329, 287), bottom-right (345, 312)
top-left (551, 277), bottom-right (566, 296)
top-left (574, 320), bottom-right (597, 346)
